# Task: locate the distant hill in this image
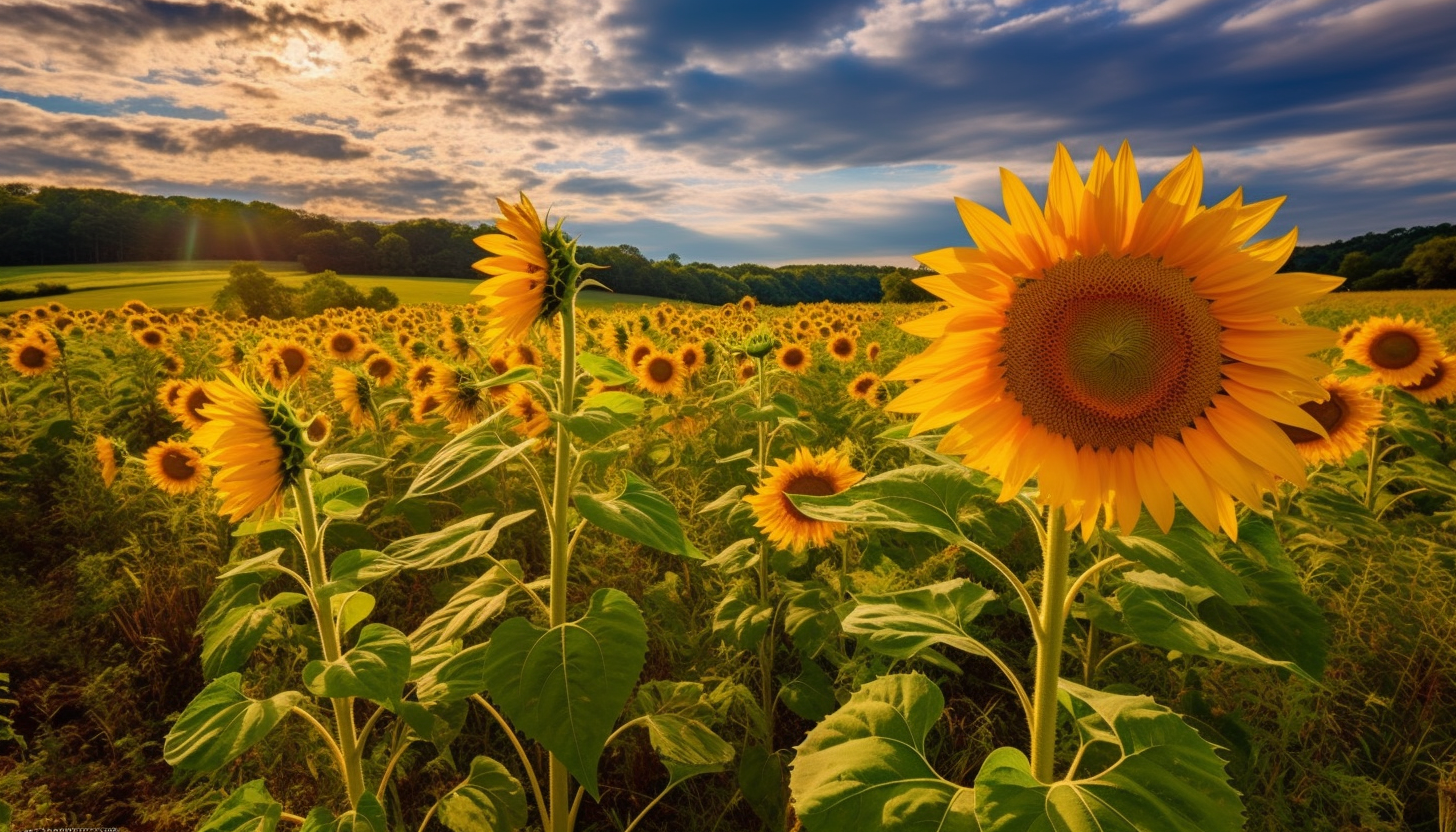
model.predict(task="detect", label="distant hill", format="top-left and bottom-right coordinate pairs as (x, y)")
top-left (1283, 223), bottom-right (1454, 287)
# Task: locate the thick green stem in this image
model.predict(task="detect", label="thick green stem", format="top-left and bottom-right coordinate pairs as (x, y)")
top-left (1029, 506), bottom-right (1071, 783)
top-left (752, 356), bottom-right (775, 744)
top-left (1363, 424), bottom-right (1382, 512)
top-left (548, 285), bottom-right (579, 832)
top-left (293, 472), bottom-right (366, 807)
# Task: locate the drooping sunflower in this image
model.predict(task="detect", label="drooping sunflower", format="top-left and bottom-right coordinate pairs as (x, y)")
top-left (8, 332), bottom-right (58, 377)
top-left (364, 353), bottom-right (400, 386)
top-left (327, 329), bottom-right (366, 361)
top-left (505, 385), bottom-right (551, 437)
top-left (744, 447), bottom-right (864, 552)
top-left (332, 366), bottom-right (374, 428)
top-left (176, 379), bottom-right (217, 432)
top-left (306, 412), bottom-right (332, 444)
top-left (887, 142), bottom-right (1343, 538)
top-left (637, 350), bottom-right (685, 397)
top-left (433, 368), bottom-right (492, 431)
top-left (777, 343), bottom-right (811, 374)
top-left (848, 372), bottom-right (882, 402)
top-left (472, 194), bottom-right (573, 346)
top-left (1344, 316), bottom-right (1442, 386)
top-left (191, 374), bottom-right (309, 521)
top-left (827, 334), bottom-right (856, 362)
top-left (144, 439), bottom-right (208, 495)
top-left (96, 435), bottom-right (122, 488)
top-left (1399, 354), bottom-right (1456, 403)
top-left (1277, 376), bottom-right (1384, 465)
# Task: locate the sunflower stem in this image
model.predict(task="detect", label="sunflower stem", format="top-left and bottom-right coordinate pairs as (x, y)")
top-left (547, 277), bottom-right (580, 832)
top-left (753, 355), bottom-right (776, 745)
top-left (1030, 505), bottom-right (1071, 783)
top-left (1363, 394), bottom-right (1385, 511)
top-left (292, 471), bottom-right (366, 808)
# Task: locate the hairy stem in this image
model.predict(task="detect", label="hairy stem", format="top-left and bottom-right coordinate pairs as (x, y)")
top-left (1029, 506), bottom-right (1071, 783)
top-left (548, 282), bottom-right (580, 832)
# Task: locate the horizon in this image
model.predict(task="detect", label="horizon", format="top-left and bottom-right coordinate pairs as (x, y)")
top-left (0, 0), bottom-right (1452, 266)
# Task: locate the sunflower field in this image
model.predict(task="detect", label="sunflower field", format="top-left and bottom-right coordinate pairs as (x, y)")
top-left (6, 145), bottom-right (1456, 832)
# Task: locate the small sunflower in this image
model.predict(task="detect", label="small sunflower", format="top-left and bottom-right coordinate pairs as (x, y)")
top-left (472, 193), bottom-right (575, 346)
top-left (407, 358), bottom-right (448, 395)
top-left (1336, 322), bottom-right (1363, 350)
top-left (160, 352), bottom-right (185, 377)
top-left (306, 412), bottom-right (332, 444)
top-left (434, 368), bottom-right (492, 431)
top-left (364, 353), bottom-right (400, 386)
top-left (1278, 376), bottom-right (1384, 465)
top-left (263, 340), bottom-right (312, 387)
top-left (96, 435), bottom-right (122, 488)
top-left (145, 440), bottom-right (208, 495)
top-left (332, 366), bottom-right (375, 428)
top-left (8, 333), bottom-right (59, 377)
top-left (157, 379), bottom-right (189, 413)
top-left (1399, 354), bottom-right (1456, 404)
top-left (637, 350), bottom-right (685, 397)
top-left (744, 447), bottom-right (864, 553)
top-left (1345, 316), bottom-right (1443, 386)
top-left (411, 390), bottom-right (442, 423)
top-left (176, 379), bottom-right (217, 432)
top-left (625, 335), bottom-right (656, 370)
top-left (866, 341), bottom-right (882, 362)
top-left (776, 343), bottom-right (811, 374)
top-left (848, 372), bottom-right (882, 402)
top-left (677, 342), bottom-right (704, 374)
top-left (192, 374), bottom-right (309, 521)
top-left (506, 385), bottom-right (551, 437)
top-left (737, 360), bottom-right (758, 384)
top-left (133, 327), bottom-right (168, 350)
top-left (827, 334), bottom-right (856, 363)
top-left (327, 329), bottom-right (366, 361)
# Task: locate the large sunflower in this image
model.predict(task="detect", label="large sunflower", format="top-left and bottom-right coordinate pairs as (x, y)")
top-left (1344, 315), bottom-right (1442, 386)
top-left (887, 142), bottom-right (1342, 538)
top-left (8, 332), bottom-right (58, 377)
top-left (144, 439), bottom-right (208, 495)
top-left (637, 350), bottom-right (685, 397)
top-left (1278, 376), bottom-right (1384, 465)
top-left (191, 374), bottom-right (309, 521)
top-left (472, 194), bottom-right (570, 346)
top-left (745, 447), bottom-right (864, 553)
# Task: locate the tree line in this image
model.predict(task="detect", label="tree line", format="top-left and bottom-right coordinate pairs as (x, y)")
top-left (1285, 223), bottom-right (1456, 290)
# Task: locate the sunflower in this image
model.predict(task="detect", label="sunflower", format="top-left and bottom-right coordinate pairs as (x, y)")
top-left (191, 374), bottom-right (309, 521)
top-left (263, 340), bottom-right (312, 387)
top-left (472, 194), bottom-right (570, 346)
top-left (1344, 316), bottom-right (1442, 386)
top-left (9, 332), bottom-right (58, 377)
top-left (144, 440), bottom-right (208, 495)
top-left (327, 329), bottom-right (366, 361)
top-left (157, 379), bottom-right (188, 413)
top-left (866, 341), bottom-right (882, 362)
top-left (1278, 376), bottom-right (1384, 465)
top-left (434, 369), bottom-right (491, 431)
top-left (776, 343), bottom-right (811, 374)
top-left (509, 341), bottom-right (542, 368)
top-left (134, 327), bottom-right (168, 350)
top-left (744, 447), bottom-right (864, 552)
top-left (740, 296), bottom-right (758, 313)
top-left (737, 360), bottom-right (758, 384)
top-left (887, 142), bottom-right (1343, 538)
top-left (1399, 354), bottom-right (1456, 404)
top-left (364, 353), bottom-right (400, 386)
top-left (677, 342), bottom-right (704, 374)
top-left (96, 435), bottom-right (122, 488)
top-left (506, 385), bottom-right (551, 437)
top-left (330, 366), bottom-right (373, 428)
top-left (411, 390), bottom-right (443, 423)
top-left (827, 334), bottom-right (856, 362)
top-left (1336, 322), bottom-right (1363, 350)
top-left (176, 379), bottom-right (217, 432)
top-left (160, 352), bottom-right (185, 377)
top-left (407, 358), bottom-right (448, 395)
top-left (306, 413), bottom-right (332, 444)
top-left (625, 335), bottom-right (656, 370)
top-left (848, 372), bottom-right (882, 402)
top-left (637, 350), bottom-right (685, 397)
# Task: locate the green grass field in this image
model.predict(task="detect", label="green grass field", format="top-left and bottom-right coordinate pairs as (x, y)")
top-left (0, 261), bottom-right (668, 313)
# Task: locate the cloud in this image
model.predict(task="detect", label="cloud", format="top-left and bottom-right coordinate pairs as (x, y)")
top-left (554, 174), bottom-right (671, 198)
top-left (0, 0), bottom-right (368, 46)
top-left (192, 124), bottom-right (371, 160)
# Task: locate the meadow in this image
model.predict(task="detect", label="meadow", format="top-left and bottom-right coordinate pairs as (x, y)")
top-left (4, 271), bottom-right (1456, 832)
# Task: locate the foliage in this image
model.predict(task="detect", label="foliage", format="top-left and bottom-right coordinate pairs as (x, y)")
top-left (214, 263), bottom-right (399, 319)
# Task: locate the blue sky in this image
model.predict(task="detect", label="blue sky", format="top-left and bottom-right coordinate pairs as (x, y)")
top-left (0, 0), bottom-right (1451, 265)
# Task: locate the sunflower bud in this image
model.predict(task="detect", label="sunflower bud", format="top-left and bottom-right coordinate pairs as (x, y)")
top-left (743, 328), bottom-right (777, 359)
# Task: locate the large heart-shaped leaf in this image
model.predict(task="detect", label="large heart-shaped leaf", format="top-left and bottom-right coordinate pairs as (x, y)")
top-left (406, 417), bottom-right (535, 497)
top-left (739, 746), bottom-right (789, 832)
top-left (790, 673), bottom-right (977, 832)
top-left (414, 642), bottom-right (491, 703)
top-left (974, 680), bottom-right (1241, 832)
top-left (436, 755), bottom-right (528, 832)
top-left (409, 561), bottom-right (522, 650)
top-left (314, 474), bottom-right (369, 519)
top-left (200, 581), bottom-right (305, 680)
top-left (163, 673), bottom-right (302, 771)
top-left (300, 792), bottom-right (388, 832)
top-left (579, 352), bottom-right (637, 385)
top-left (575, 471), bottom-right (703, 559)
top-left (198, 780), bottom-right (281, 832)
top-left (303, 623), bottom-right (411, 704)
top-left (481, 588), bottom-right (648, 799)
top-left (844, 579), bottom-right (998, 663)
top-left (640, 713), bottom-right (735, 783)
top-left (712, 592), bottom-right (773, 651)
top-left (791, 464), bottom-right (995, 547)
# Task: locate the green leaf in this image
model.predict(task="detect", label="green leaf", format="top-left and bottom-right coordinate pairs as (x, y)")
top-left (782, 583), bottom-right (840, 656)
top-left (468, 365), bottom-right (539, 390)
top-left (641, 713), bottom-right (736, 783)
top-left (482, 588), bottom-right (648, 800)
top-left (712, 592), bottom-right (773, 650)
top-left (437, 756), bottom-right (529, 832)
top-left (705, 538), bottom-right (759, 574)
top-left (414, 642), bottom-right (491, 703)
top-left (333, 793), bottom-right (388, 832)
top-left (1100, 526), bottom-right (1248, 604)
top-left (699, 485), bottom-right (747, 515)
top-left (1391, 456), bottom-right (1456, 499)
top-left (790, 674), bottom-right (976, 832)
top-left (314, 474), bottom-right (369, 520)
top-left (200, 586), bottom-right (305, 681)
top-left (631, 681), bottom-right (716, 722)
top-left (582, 391), bottom-right (645, 414)
top-left (406, 419), bottom-right (535, 498)
top-left (554, 406), bottom-right (639, 444)
top-left (216, 547), bottom-right (286, 580)
top-left (973, 680), bottom-right (1240, 832)
top-left (579, 352), bottom-right (637, 385)
top-left (875, 423), bottom-right (963, 467)
top-left (739, 745), bottom-right (789, 832)
top-left (328, 590), bottom-right (376, 639)
top-left (393, 698), bottom-right (469, 750)
top-left (316, 453), bottom-right (391, 474)
top-left (792, 463), bottom-right (994, 547)
top-left (198, 780), bottom-right (281, 832)
top-left (409, 561), bottom-right (522, 650)
top-left (575, 471), bottom-right (703, 559)
top-left (163, 673), bottom-right (302, 771)
top-left (780, 657), bottom-right (837, 722)
top-left (844, 579), bottom-right (997, 662)
top-left (382, 510), bottom-right (534, 573)
top-left (303, 624), bottom-right (411, 704)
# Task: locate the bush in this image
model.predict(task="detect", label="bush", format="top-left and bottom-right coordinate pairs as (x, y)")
top-left (1350, 267), bottom-right (1419, 292)
top-left (0, 282), bottom-right (70, 301)
top-left (213, 263), bottom-right (297, 318)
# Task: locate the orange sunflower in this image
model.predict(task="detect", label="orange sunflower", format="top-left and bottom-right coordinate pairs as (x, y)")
top-left (744, 447), bottom-right (864, 552)
top-left (888, 142), bottom-right (1342, 538)
top-left (472, 194), bottom-right (573, 346)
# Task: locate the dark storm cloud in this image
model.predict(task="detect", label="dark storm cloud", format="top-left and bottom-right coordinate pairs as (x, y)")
top-left (608, 0), bottom-right (868, 66)
top-left (271, 166), bottom-right (488, 214)
top-left (0, 0), bottom-right (368, 46)
top-left (0, 100), bottom-right (187, 154)
top-left (387, 54), bottom-right (492, 93)
top-left (192, 124), bottom-right (371, 160)
top-left (554, 174), bottom-right (669, 198)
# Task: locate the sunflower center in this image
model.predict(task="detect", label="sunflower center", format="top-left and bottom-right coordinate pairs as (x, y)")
top-left (280, 347), bottom-right (306, 374)
top-left (161, 449), bottom-right (197, 482)
top-left (1279, 389), bottom-right (1347, 445)
top-left (647, 357), bottom-right (675, 383)
top-left (186, 387), bottom-right (214, 422)
top-left (332, 334), bottom-right (356, 354)
top-left (782, 474), bottom-right (837, 521)
top-left (1001, 253), bottom-right (1224, 451)
top-left (1369, 332), bottom-right (1421, 369)
top-left (19, 345), bottom-right (46, 368)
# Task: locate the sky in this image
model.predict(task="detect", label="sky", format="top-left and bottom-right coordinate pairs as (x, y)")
top-left (0, 0), bottom-right (1451, 266)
